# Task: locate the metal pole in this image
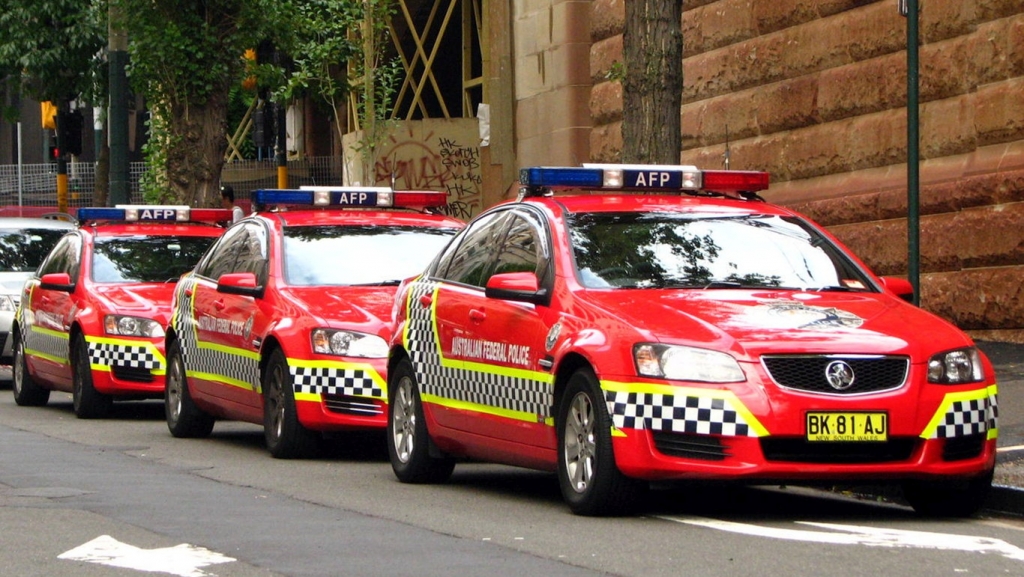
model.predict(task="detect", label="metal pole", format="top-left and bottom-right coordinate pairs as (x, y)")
top-left (904, 0), bottom-right (921, 306)
top-left (17, 122), bottom-right (23, 206)
top-left (108, 5), bottom-right (130, 205)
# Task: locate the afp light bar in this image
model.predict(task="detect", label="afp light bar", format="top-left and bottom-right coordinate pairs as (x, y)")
top-left (520, 164), bottom-right (770, 195)
top-left (253, 187), bottom-right (448, 209)
top-left (77, 205), bottom-right (233, 224)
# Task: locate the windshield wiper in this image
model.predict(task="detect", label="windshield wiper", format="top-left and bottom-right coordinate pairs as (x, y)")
top-left (702, 281), bottom-right (744, 290)
top-left (349, 280), bottom-right (402, 287)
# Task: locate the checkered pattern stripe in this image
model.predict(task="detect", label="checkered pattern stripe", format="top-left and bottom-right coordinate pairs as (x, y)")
top-left (24, 325), bottom-right (69, 365)
top-left (405, 280), bottom-right (553, 418)
top-left (291, 365), bottom-right (384, 399)
top-left (932, 394), bottom-right (998, 439)
top-left (606, 390), bottom-right (758, 437)
top-left (88, 340), bottom-right (163, 370)
top-left (174, 278), bottom-right (260, 389)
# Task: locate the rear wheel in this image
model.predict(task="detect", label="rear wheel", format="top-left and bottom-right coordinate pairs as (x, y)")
top-left (72, 335), bottom-right (112, 419)
top-left (557, 368), bottom-right (646, 516)
top-left (263, 348), bottom-right (320, 459)
top-left (165, 338), bottom-right (214, 438)
top-left (387, 357), bottom-right (454, 483)
top-left (902, 468), bottom-right (994, 517)
top-left (12, 333), bottom-right (49, 407)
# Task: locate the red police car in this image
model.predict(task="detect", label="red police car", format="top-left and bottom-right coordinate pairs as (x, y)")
top-left (386, 164), bottom-right (998, 517)
top-left (13, 205), bottom-right (230, 418)
top-left (164, 187), bottom-right (465, 458)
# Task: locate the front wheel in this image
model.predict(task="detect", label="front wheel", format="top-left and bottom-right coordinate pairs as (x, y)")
top-left (263, 348), bottom-right (320, 459)
top-left (165, 338), bottom-right (214, 438)
top-left (557, 368), bottom-right (646, 516)
top-left (902, 468), bottom-right (994, 517)
top-left (387, 357), bottom-right (454, 483)
top-left (72, 335), bottom-right (112, 419)
top-left (12, 333), bottom-right (49, 407)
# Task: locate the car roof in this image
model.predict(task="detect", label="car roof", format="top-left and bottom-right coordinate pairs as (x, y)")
top-left (0, 216), bottom-right (77, 230)
top-left (264, 208), bottom-right (465, 229)
top-left (81, 222), bottom-right (228, 238)
top-left (525, 192), bottom-right (797, 217)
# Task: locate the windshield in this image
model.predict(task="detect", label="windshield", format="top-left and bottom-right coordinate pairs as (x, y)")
top-left (568, 212), bottom-right (873, 291)
top-left (0, 228), bottom-right (70, 272)
top-left (92, 235), bottom-right (218, 283)
top-left (283, 225), bottom-right (459, 286)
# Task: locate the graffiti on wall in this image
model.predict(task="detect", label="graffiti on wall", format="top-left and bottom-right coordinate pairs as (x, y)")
top-left (353, 119), bottom-right (483, 219)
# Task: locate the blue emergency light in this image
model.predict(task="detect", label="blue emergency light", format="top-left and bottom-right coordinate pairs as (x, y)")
top-left (519, 164), bottom-right (769, 197)
top-left (78, 205), bottom-right (190, 222)
top-left (253, 187), bottom-right (448, 209)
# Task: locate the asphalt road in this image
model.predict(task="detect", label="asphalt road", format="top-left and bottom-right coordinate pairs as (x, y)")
top-left (4, 389), bottom-right (1024, 577)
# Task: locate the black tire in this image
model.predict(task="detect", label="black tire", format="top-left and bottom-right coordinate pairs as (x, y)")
top-left (72, 334), bottom-right (112, 419)
top-left (902, 467), bottom-right (994, 518)
top-left (387, 357), bottom-right (454, 483)
top-left (263, 348), bottom-right (320, 459)
top-left (557, 368), bottom-right (646, 516)
top-left (164, 338), bottom-right (214, 438)
top-left (12, 332), bottom-right (49, 407)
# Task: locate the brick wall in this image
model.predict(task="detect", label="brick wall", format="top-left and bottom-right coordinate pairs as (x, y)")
top-left (588, 0), bottom-right (1024, 342)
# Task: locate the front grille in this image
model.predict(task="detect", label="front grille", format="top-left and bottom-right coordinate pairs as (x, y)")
top-left (762, 355), bottom-right (908, 395)
top-left (651, 432), bottom-right (729, 461)
top-left (324, 395), bottom-right (383, 416)
top-left (760, 437), bottom-right (916, 463)
top-left (943, 434), bottom-right (985, 461)
top-left (111, 365), bottom-right (154, 383)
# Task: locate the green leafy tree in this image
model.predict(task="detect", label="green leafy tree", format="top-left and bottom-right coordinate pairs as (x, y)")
top-left (111, 0), bottom-right (291, 206)
top-left (275, 0), bottom-right (399, 185)
top-left (0, 0), bottom-right (106, 121)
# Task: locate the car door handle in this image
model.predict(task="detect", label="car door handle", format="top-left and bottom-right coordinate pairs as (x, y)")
top-left (469, 309), bottom-right (486, 323)
top-left (214, 299), bottom-right (226, 311)
top-left (418, 294), bottom-right (432, 308)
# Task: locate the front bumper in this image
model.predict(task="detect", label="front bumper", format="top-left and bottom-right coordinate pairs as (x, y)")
top-left (603, 375), bottom-right (998, 483)
top-left (86, 336), bottom-right (166, 396)
top-left (291, 356), bottom-right (388, 431)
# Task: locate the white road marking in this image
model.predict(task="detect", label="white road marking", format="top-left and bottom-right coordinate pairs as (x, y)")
top-left (657, 516), bottom-right (1024, 562)
top-left (59, 535), bottom-right (236, 577)
top-left (996, 444), bottom-right (1024, 453)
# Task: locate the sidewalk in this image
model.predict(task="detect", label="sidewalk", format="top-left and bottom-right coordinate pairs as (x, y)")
top-left (981, 340), bottom-right (1024, 516)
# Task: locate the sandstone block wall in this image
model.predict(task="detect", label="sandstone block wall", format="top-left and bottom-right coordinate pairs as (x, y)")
top-left (588, 0), bottom-right (1024, 342)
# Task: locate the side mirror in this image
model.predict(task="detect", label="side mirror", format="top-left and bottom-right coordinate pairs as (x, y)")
top-left (485, 272), bottom-right (549, 306)
top-left (880, 276), bottom-right (915, 303)
top-left (217, 272), bottom-right (263, 298)
top-left (39, 272), bottom-right (75, 292)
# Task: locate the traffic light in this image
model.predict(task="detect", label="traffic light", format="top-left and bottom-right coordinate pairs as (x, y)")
top-left (58, 110), bottom-right (84, 157)
top-left (252, 106), bottom-right (273, 148)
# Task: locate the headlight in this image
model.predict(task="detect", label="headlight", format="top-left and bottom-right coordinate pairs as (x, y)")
top-left (311, 329), bottom-right (388, 358)
top-left (928, 347), bottom-right (983, 384)
top-left (104, 315), bottom-right (165, 338)
top-left (634, 344), bottom-right (745, 383)
top-left (0, 295), bottom-right (15, 313)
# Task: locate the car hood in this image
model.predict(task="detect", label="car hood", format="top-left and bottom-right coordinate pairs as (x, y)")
top-left (94, 283), bottom-right (177, 323)
top-left (284, 286), bottom-right (397, 328)
top-left (0, 272), bottom-right (32, 294)
top-left (579, 289), bottom-right (971, 360)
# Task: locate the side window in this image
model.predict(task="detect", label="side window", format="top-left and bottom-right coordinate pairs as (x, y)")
top-left (195, 224), bottom-right (248, 280)
top-left (490, 212), bottom-right (548, 280)
top-left (438, 211), bottom-right (512, 288)
top-left (37, 233), bottom-right (81, 277)
top-left (235, 222), bottom-right (268, 282)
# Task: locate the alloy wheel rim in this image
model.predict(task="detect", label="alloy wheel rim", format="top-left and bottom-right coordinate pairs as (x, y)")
top-left (564, 392), bottom-right (596, 493)
top-left (393, 377), bottom-right (416, 463)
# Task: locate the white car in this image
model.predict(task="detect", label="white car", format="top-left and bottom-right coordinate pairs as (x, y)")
top-left (0, 215), bottom-right (77, 381)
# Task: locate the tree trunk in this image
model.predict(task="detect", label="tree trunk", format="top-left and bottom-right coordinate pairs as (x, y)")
top-left (622, 0), bottom-right (682, 164)
top-left (165, 86), bottom-right (231, 207)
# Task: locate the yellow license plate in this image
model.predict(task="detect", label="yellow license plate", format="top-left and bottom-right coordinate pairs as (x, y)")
top-left (806, 412), bottom-right (887, 442)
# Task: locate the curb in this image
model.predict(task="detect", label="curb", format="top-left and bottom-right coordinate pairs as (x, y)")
top-left (985, 485), bottom-right (1024, 517)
